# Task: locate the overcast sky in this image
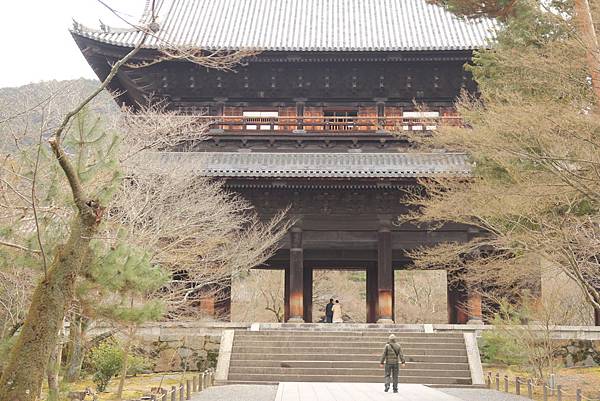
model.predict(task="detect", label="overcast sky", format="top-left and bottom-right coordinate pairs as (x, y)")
top-left (1, 1), bottom-right (146, 88)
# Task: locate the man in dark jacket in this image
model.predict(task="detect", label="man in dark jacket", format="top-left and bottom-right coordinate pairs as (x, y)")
top-left (379, 334), bottom-right (405, 393)
top-left (325, 299), bottom-right (334, 323)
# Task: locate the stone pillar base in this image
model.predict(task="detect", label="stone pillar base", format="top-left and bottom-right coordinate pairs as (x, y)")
top-left (376, 318), bottom-right (394, 324)
top-left (287, 317), bottom-right (305, 323)
top-left (467, 318), bottom-right (484, 325)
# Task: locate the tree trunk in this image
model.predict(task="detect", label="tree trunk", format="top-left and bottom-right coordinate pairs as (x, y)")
top-left (64, 315), bottom-right (89, 383)
top-left (0, 214), bottom-right (98, 401)
top-left (574, 0), bottom-right (600, 103)
top-left (116, 327), bottom-right (135, 400)
top-left (47, 331), bottom-right (63, 401)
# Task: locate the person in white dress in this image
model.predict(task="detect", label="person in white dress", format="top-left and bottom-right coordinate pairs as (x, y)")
top-left (332, 300), bottom-right (343, 323)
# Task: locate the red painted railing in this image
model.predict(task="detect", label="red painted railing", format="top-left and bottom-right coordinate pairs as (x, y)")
top-left (194, 115), bottom-right (463, 133)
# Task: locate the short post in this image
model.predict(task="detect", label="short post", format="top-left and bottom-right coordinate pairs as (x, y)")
top-left (186, 379), bottom-right (191, 400)
top-left (193, 375), bottom-right (198, 392)
top-left (171, 386), bottom-right (177, 401)
top-left (201, 373), bottom-right (206, 390)
top-left (543, 384), bottom-right (548, 401)
top-left (486, 373), bottom-right (491, 389)
top-left (179, 384), bottom-right (184, 401)
top-left (516, 377), bottom-right (521, 395)
top-left (198, 373), bottom-right (203, 391)
top-left (495, 373), bottom-right (500, 391)
top-left (576, 389), bottom-right (582, 401)
top-left (162, 392), bottom-right (168, 401)
top-left (527, 379), bottom-right (533, 399)
top-left (504, 375), bottom-right (509, 392)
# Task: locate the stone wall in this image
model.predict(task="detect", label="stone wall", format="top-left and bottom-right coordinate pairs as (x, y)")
top-left (88, 322), bottom-right (250, 373)
top-left (556, 340), bottom-right (600, 367)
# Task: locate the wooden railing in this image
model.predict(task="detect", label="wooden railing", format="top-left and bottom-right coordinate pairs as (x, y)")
top-left (197, 115), bottom-right (463, 133)
top-left (126, 369), bottom-right (215, 401)
top-left (486, 372), bottom-right (599, 401)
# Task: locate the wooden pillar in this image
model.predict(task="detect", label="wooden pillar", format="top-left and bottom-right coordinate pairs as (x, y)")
top-left (594, 308), bottom-right (600, 326)
top-left (466, 289), bottom-right (484, 324)
top-left (447, 278), bottom-right (468, 324)
top-left (366, 265), bottom-right (378, 323)
top-left (303, 267), bottom-right (313, 323)
top-left (296, 101), bottom-right (305, 131)
top-left (284, 267), bottom-right (290, 322)
top-left (377, 229), bottom-right (394, 323)
top-left (288, 228), bottom-right (304, 322)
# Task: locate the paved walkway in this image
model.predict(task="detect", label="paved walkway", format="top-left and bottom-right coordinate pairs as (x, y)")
top-left (275, 383), bottom-right (464, 401)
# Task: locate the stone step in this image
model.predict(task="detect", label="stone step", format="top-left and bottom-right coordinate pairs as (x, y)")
top-left (234, 340), bottom-right (466, 350)
top-left (229, 367), bottom-right (472, 378)
top-left (257, 324), bottom-right (426, 332)
top-left (230, 352), bottom-right (469, 364)
top-left (232, 346), bottom-right (467, 356)
top-left (226, 373), bottom-right (472, 385)
top-left (235, 334), bottom-right (466, 343)
top-left (242, 330), bottom-right (462, 338)
top-left (231, 360), bottom-right (469, 370)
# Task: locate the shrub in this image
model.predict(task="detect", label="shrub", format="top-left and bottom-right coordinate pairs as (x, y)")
top-left (88, 341), bottom-right (124, 392)
top-left (127, 354), bottom-right (151, 376)
top-left (480, 329), bottom-right (527, 365)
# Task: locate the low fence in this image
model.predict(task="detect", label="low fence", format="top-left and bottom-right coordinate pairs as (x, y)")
top-left (130, 369), bottom-right (215, 401)
top-left (486, 372), bottom-right (599, 401)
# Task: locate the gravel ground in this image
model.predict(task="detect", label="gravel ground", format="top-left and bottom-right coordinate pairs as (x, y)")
top-left (439, 388), bottom-right (531, 401)
top-left (190, 385), bottom-right (277, 401)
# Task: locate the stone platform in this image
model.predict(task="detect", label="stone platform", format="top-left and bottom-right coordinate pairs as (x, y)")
top-left (275, 383), bottom-right (464, 401)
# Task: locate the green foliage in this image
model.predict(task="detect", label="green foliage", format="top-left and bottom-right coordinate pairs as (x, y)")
top-left (480, 329), bottom-right (527, 365)
top-left (88, 341), bottom-right (124, 392)
top-left (126, 354), bottom-right (151, 376)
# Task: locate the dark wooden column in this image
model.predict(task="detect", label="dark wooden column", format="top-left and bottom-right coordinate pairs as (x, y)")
top-left (303, 267), bottom-right (313, 323)
top-left (366, 264), bottom-right (378, 323)
top-left (288, 227), bottom-right (304, 322)
top-left (377, 228), bottom-right (394, 323)
top-left (284, 267), bottom-right (290, 322)
top-left (447, 278), bottom-right (468, 324)
top-left (595, 308), bottom-right (600, 326)
top-left (466, 289), bottom-right (484, 324)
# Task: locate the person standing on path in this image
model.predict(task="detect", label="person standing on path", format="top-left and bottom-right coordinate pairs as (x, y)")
top-left (379, 334), bottom-right (406, 393)
top-left (332, 300), bottom-right (343, 323)
top-left (325, 299), bottom-right (334, 323)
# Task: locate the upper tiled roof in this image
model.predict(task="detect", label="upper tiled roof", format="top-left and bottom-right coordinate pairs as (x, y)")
top-left (137, 151), bottom-right (471, 178)
top-left (72, 0), bottom-right (497, 52)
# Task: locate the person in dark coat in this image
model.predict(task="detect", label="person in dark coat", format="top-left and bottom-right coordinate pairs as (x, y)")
top-left (379, 334), bottom-right (405, 393)
top-left (325, 298), bottom-right (334, 323)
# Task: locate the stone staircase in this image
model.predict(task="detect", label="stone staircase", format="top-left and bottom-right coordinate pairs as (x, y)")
top-left (220, 325), bottom-right (481, 387)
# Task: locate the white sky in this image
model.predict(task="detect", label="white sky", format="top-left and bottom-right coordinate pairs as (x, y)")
top-left (0, 1), bottom-right (146, 88)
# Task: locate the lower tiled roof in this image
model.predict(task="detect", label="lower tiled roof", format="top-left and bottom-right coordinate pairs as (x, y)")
top-left (139, 151), bottom-right (470, 178)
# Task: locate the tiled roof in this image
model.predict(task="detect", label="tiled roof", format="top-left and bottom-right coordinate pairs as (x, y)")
top-left (138, 151), bottom-right (471, 178)
top-left (71, 0), bottom-right (497, 51)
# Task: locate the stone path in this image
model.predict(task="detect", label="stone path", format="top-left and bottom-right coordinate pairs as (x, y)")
top-left (439, 388), bottom-right (531, 401)
top-left (191, 384), bottom-right (278, 401)
top-left (189, 384), bottom-right (532, 401)
top-left (275, 383), bottom-right (464, 401)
